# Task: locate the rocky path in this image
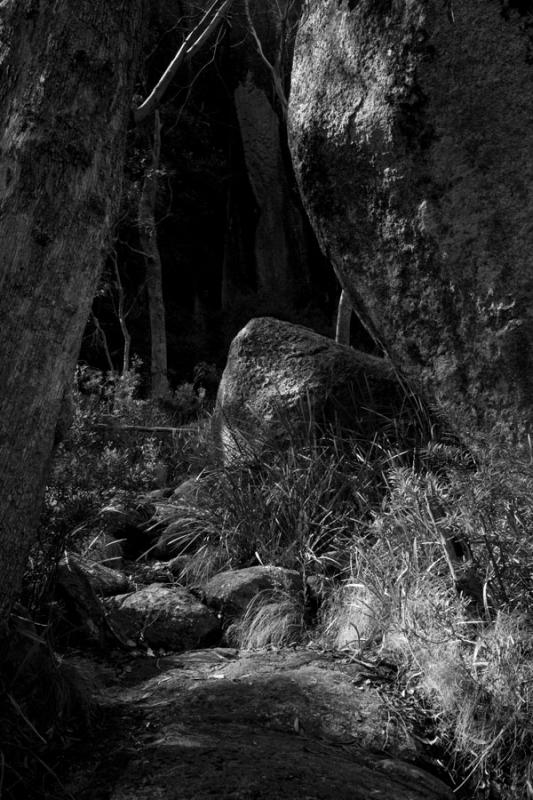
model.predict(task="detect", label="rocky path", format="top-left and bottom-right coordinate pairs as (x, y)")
top-left (61, 646), bottom-right (456, 800)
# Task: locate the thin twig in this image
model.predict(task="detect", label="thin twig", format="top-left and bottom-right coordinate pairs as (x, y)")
top-left (243, 0), bottom-right (288, 119)
top-left (425, 497), bottom-right (457, 585)
top-left (7, 694), bottom-right (47, 745)
top-left (90, 312), bottom-right (114, 372)
top-left (111, 252), bottom-right (131, 375)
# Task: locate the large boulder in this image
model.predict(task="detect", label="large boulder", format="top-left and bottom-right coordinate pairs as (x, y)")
top-left (289, 1), bottom-right (533, 440)
top-left (104, 584), bottom-right (221, 651)
top-left (212, 316), bottom-right (407, 464)
top-left (203, 566), bottom-right (303, 624)
top-left (57, 553), bottom-right (132, 599)
top-left (55, 553), bottom-right (133, 644)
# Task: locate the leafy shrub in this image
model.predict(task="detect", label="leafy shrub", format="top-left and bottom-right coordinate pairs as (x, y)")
top-left (28, 362), bottom-right (210, 612)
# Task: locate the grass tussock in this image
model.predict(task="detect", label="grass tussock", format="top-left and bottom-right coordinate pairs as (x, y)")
top-left (178, 415), bottom-right (533, 798)
top-left (331, 445), bottom-right (533, 799)
top-left (227, 589), bottom-right (306, 650)
top-left (155, 411), bottom-right (533, 796)
top-left (153, 431), bottom-right (398, 585)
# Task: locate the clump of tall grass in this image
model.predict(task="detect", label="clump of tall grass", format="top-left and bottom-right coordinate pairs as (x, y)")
top-left (332, 444), bottom-right (533, 799)
top-left (227, 589), bottom-right (306, 650)
top-left (152, 428), bottom-right (399, 585)
top-left (155, 397), bottom-right (533, 797)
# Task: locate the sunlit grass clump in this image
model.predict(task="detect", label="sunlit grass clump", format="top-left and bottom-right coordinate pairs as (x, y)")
top-left (329, 444), bottom-right (533, 799)
top-left (153, 430), bottom-right (396, 585)
top-left (227, 589), bottom-right (306, 650)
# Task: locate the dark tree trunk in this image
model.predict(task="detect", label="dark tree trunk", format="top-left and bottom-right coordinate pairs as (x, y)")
top-left (229, 0), bottom-right (312, 307)
top-left (0, 0), bottom-right (147, 623)
top-left (335, 289), bottom-right (352, 346)
top-left (139, 111), bottom-right (170, 399)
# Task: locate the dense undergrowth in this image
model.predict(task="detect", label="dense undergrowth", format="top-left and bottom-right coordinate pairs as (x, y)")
top-left (4, 363), bottom-right (533, 799)
top-left (25, 364), bottom-right (211, 615)
top-left (1, 365), bottom-right (211, 800)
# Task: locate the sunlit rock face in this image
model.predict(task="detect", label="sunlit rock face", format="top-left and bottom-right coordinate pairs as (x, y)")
top-left (289, 0), bottom-right (533, 441)
top-left (212, 317), bottom-right (405, 465)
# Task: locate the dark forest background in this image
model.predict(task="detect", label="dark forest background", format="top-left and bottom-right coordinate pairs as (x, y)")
top-left (82, 1), bottom-right (345, 390)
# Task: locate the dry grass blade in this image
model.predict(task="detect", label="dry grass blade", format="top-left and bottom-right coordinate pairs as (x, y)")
top-left (7, 693), bottom-right (47, 745)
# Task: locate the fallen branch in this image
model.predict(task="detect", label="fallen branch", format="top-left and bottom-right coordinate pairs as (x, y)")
top-left (95, 423), bottom-right (199, 435)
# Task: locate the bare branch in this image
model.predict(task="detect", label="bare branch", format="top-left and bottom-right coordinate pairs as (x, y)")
top-left (243, 0), bottom-right (288, 120)
top-left (134, 0), bottom-right (233, 124)
top-left (91, 311), bottom-right (114, 372)
top-left (111, 252), bottom-right (131, 374)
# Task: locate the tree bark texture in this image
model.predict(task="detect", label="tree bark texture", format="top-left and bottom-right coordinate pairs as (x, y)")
top-left (0, 0), bottom-right (147, 621)
top-left (138, 111), bottom-right (169, 399)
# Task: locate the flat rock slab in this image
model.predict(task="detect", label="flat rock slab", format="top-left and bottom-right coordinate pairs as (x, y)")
top-left (104, 583), bottom-right (221, 651)
top-left (62, 648), bottom-right (455, 800)
top-left (203, 566), bottom-right (303, 622)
